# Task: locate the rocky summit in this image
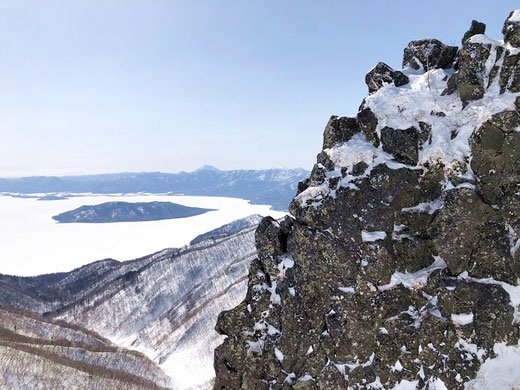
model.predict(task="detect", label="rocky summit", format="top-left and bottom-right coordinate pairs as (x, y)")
top-left (214, 11), bottom-right (520, 390)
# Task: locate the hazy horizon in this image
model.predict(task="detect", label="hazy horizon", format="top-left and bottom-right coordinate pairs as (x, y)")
top-left (2, 1), bottom-right (519, 177)
top-left (0, 164), bottom-right (308, 179)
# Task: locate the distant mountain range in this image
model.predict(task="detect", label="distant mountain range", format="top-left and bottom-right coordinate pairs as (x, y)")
top-left (0, 166), bottom-right (310, 211)
top-left (53, 201), bottom-right (213, 223)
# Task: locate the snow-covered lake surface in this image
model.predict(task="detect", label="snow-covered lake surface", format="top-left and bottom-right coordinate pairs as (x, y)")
top-left (0, 193), bottom-right (285, 276)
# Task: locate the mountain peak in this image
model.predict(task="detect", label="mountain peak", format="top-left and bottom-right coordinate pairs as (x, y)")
top-left (196, 164), bottom-right (221, 172)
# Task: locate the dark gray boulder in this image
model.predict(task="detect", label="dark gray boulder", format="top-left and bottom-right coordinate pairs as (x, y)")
top-left (380, 126), bottom-right (419, 165)
top-left (447, 11), bottom-right (520, 103)
top-left (365, 62), bottom-right (409, 94)
top-left (403, 39), bottom-right (458, 71)
top-left (315, 151), bottom-right (335, 173)
top-left (357, 100), bottom-right (379, 147)
top-left (255, 216), bottom-right (287, 259)
top-left (503, 10), bottom-right (520, 47)
top-left (462, 20), bottom-right (486, 44)
top-left (455, 39), bottom-right (491, 105)
top-left (418, 121), bottom-right (432, 147)
top-left (322, 116), bottom-right (360, 149)
top-left (351, 161), bottom-right (368, 176)
top-left (471, 110), bottom-right (520, 205)
top-left (431, 188), bottom-right (517, 284)
top-left (499, 51), bottom-right (520, 93)
top-left (254, 216), bottom-right (293, 276)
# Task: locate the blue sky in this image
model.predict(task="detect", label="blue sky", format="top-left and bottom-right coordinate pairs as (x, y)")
top-left (1, 1), bottom-right (518, 176)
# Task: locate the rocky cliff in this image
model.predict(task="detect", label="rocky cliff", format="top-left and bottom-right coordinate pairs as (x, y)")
top-left (0, 216), bottom-right (263, 389)
top-left (214, 11), bottom-right (520, 390)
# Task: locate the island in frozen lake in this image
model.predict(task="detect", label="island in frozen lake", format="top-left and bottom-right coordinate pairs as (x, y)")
top-left (52, 201), bottom-right (214, 223)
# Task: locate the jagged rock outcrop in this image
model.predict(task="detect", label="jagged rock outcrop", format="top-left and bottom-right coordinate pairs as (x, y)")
top-left (380, 126), bottom-right (419, 165)
top-left (0, 306), bottom-right (171, 389)
top-left (322, 116), bottom-right (360, 149)
top-left (503, 10), bottom-right (520, 48)
top-left (462, 20), bottom-right (486, 45)
top-left (0, 216), bottom-right (263, 389)
top-left (214, 12), bottom-right (520, 390)
top-left (403, 39), bottom-right (458, 71)
top-left (365, 62), bottom-right (409, 94)
top-left (450, 37), bottom-right (492, 106)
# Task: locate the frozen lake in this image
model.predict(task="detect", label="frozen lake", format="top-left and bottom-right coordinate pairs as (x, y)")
top-left (0, 194), bottom-right (285, 276)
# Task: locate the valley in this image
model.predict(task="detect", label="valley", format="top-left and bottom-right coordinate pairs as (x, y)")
top-left (0, 215), bottom-right (264, 389)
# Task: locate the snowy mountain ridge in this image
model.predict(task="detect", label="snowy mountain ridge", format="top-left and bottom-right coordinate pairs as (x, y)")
top-left (0, 215), bottom-right (264, 389)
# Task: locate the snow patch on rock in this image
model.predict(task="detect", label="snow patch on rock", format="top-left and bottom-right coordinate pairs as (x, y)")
top-left (379, 256), bottom-right (447, 291)
top-left (464, 342), bottom-right (520, 389)
top-left (507, 9), bottom-right (520, 23)
top-left (451, 313), bottom-right (474, 326)
top-left (362, 230), bottom-right (387, 242)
